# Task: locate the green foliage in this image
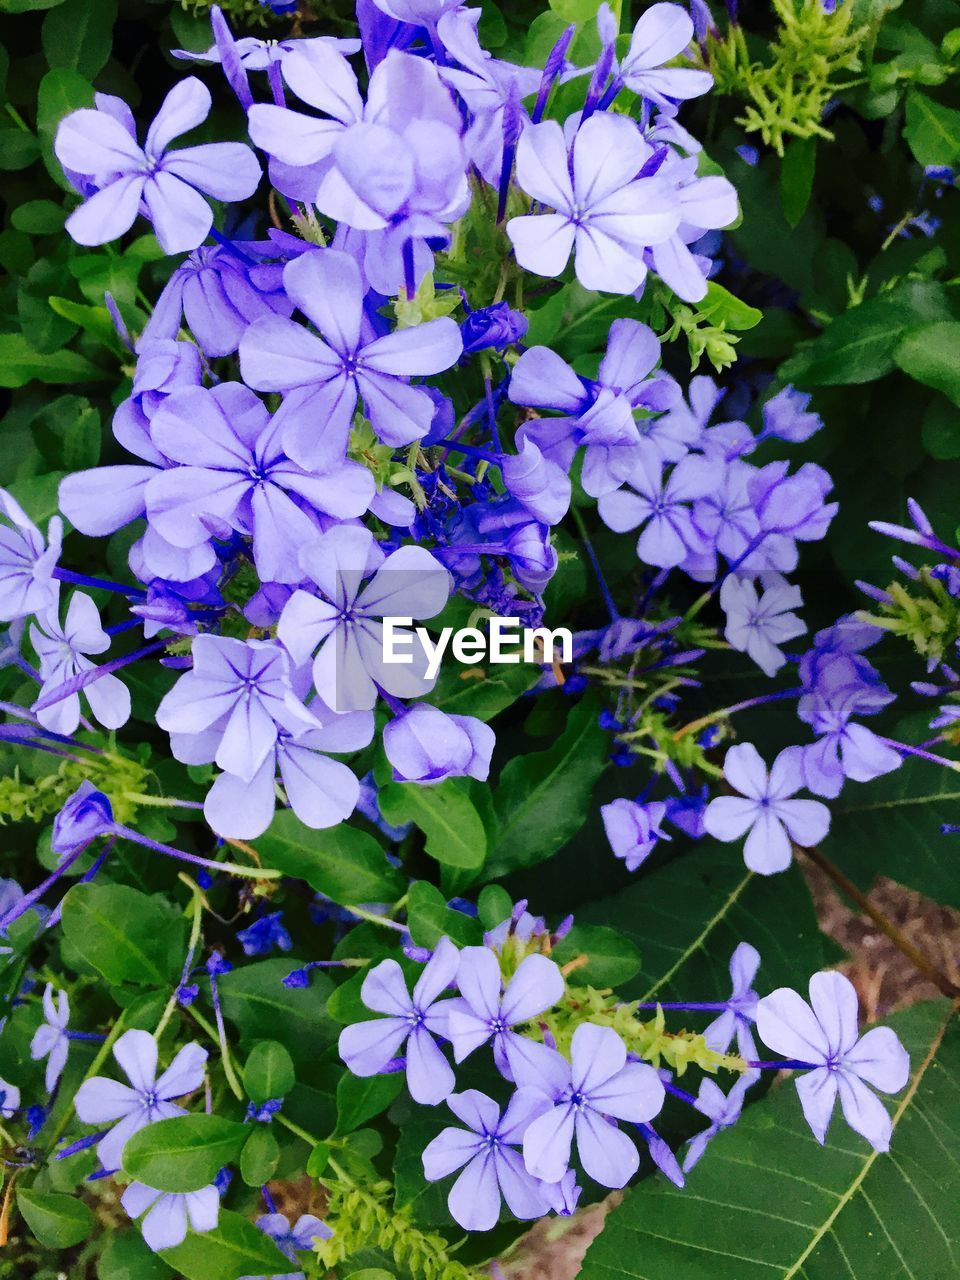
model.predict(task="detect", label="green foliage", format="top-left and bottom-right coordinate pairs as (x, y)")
top-left (159, 1210), bottom-right (291, 1280)
top-left (242, 1039), bottom-right (296, 1103)
top-left (17, 1187), bottom-right (94, 1248)
top-left (379, 780), bottom-right (488, 873)
top-left (256, 810), bottom-right (406, 904)
top-left (122, 1116), bottom-right (249, 1193)
top-left (60, 883), bottom-right (186, 987)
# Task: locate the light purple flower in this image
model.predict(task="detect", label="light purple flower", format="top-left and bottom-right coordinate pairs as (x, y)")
top-left (338, 936), bottom-right (460, 1105)
top-left (74, 1029), bottom-right (207, 1172)
top-left (756, 971), bottom-right (910, 1152)
top-left (0, 489), bottom-right (62, 623)
top-left (238, 1212), bottom-right (333, 1280)
top-left (760, 386), bottom-right (822, 443)
top-left (446, 948), bottom-right (565, 1078)
top-left (157, 636), bottom-right (316, 783)
top-left (121, 1180), bottom-right (219, 1252)
top-left (647, 152), bottom-right (738, 302)
top-left (598, 453), bottom-right (721, 569)
top-left (145, 383), bottom-right (374, 584)
top-left (507, 113), bottom-right (679, 294)
top-left (0, 1076), bottom-right (20, 1119)
top-left (383, 704), bottom-right (494, 785)
top-left (683, 1070), bottom-right (758, 1171)
top-left (799, 693), bottom-right (902, 799)
top-left (239, 249), bottom-right (463, 470)
top-left (277, 524), bottom-right (449, 713)
top-left (601, 798), bottom-right (670, 871)
top-left (55, 78), bottom-right (260, 254)
top-left (31, 593), bottom-right (131, 736)
top-left (422, 1088), bottom-right (552, 1231)
top-left (719, 573), bottom-right (806, 677)
top-left (703, 942), bottom-right (761, 1060)
top-left (519, 1024), bottom-right (665, 1188)
top-left (704, 744), bottom-right (830, 874)
top-left (30, 985), bottom-right (70, 1093)
top-left (619, 3), bottom-right (713, 109)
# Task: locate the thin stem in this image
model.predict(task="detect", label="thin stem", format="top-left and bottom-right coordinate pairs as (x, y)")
top-left (113, 825), bottom-right (281, 881)
top-left (53, 567), bottom-right (146, 598)
top-left (801, 844), bottom-right (960, 998)
top-left (275, 1113), bottom-right (321, 1147)
top-left (155, 878), bottom-right (204, 1039)
top-left (344, 904), bottom-right (407, 933)
top-left (879, 737), bottom-right (960, 774)
top-left (571, 507), bottom-right (619, 623)
top-left (672, 688), bottom-right (801, 742)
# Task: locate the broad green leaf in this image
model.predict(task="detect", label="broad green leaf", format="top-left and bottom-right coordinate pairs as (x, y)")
top-left (379, 780), bottom-right (487, 871)
top-left (159, 1209), bottom-right (290, 1280)
top-left (525, 280), bottom-right (637, 355)
top-left (698, 282), bottom-right (762, 331)
top-left (0, 128), bottom-right (41, 170)
top-left (484, 696), bottom-right (608, 879)
top-left (48, 296), bottom-right (123, 349)
top-left (122, 1115), bottom-right (248, 1192)
top-left (407, 880), bottom-right (483, 948)
top-left (393, 1109), bottom-right (455, 1226)
top-left (17, 1187), bottom-right (93, 1247)
top-left (243, 1040), bottom-right (296, 1104)
top-left (895, 321), bottom-right (960, 405)
top-left (578, 845), bottom-right (828, 1001)
top-left (477, 884), bottom-right (513, 930)
top-left (0, 332), bottom-right (108, 387)
top-left (431, 660), bottom-right (539, 720)
top-left (827, 757), bottom-right (960, 908)
top-left (239, 1126), bottom-right (280, 1186)
top-left (780, 138), bottom-right (817, 228)
top-left (36, 67), bottom-right (94, 183)
top-left (60, 883), bottom-right (185, 987)
top-left (256, 810), bottom-right (405, 905)
top-left (8, 471), bottom-right (67, 524)
top-left (549, 0), bottom-right (620, 21)
top-left (11, 199), bottom-right (64, 233)
top-left (219, 958), bottom-right (336, 1058)
top-left (904, 90), bottom-right (960, 166)
top-left (336, 1070), bottom-right (405, 1136)
top-left (922, 397), bottom-right (960, 460)
top-left (552, 923), bottom-right (642, 988)
top-left (42, 0), bottom-right (117, 79)
top-left (98, 1229), bottom-right (175, 1280)
top-left (579, 1001), bottom-right (958, 1280)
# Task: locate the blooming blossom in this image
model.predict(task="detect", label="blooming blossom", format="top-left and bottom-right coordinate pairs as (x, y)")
top-left (31, 985), bottom-right (70, 1093)
top-left (601, 798), bottom-right (670, 871)
top-left (703, 942), bottom-right (761, 1059)
top-left (422, 1088), bottom-right (552, 1231)
top-left (618, 4), bottom-right (714, 109)
top-left (240, 1212), bottom-right (333, 1280)
top-left (74, 1029), bottom-right (207, 1172)
top-left (756, 971), bottom-right (910, 1152)
top-left (338, 936), bottom-right (460, 1105)
top-left (683, 1070), bottom-right (758, 1171)
top-left (0, 1076), bottom-right (20, 1118)
top-left (0, 489), bottom-right (61, 623)
top-left (121, 1180), bottom-right (219, 1252)
top-left (383, 704), bottom-right (494, 784)
top-left (598, 453), bottom-right (721, 569)
top-left (55, 79), bottom-right (260, 253)
top-left (720, 573), bottom-right (806, 677)
top-left (31, 593), bottom-right (130, 736)
top-left (704, 744), bottom-right (830, 874)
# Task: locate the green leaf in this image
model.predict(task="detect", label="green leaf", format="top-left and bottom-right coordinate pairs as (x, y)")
top-left (48, 296), bottom-right (123, 348)
top-left (36, 67), bottom-right (94, 183)
top-left (904, 90), bottom-right (960, 166)
top-left (219, 958), bottom-right (336, 1059)
top-left (42, 0), bottom-right (117, 79)
top-left (17, 1187), bottom-right (93, 1248)
top-left (98, 1230), bottom-right (175, 1280)
top-left (698, 282), bottom-right (762, 331)
top-left (60, 883), bottom-right (185, 987)
top-left (239, 1126), bottom-right (280, 1186)
top-left (895, 321), bottom-right (960, 405)
top-left (379, 780), bottom-right (487, 871)
top-left (579, 845), bottom-right (828, 1001)
top-left (256, 810), bottom-right (405, 905)
top-left (11, 199), bottom-right (64, 233)
top-left (549, 0), bottom-right (620, 24)
top-left (242, 1040), bottom-right (296, 1104)
top-left (922, 397), bottom-right (960, 460)
top-left (431, 660), bottom-right (539, 721)
top-left (477, 884), bottom-right (512, 930)
top-left (336, 1070), bottom-right (405, 1136)
top-left (0, 332), bottom-right (108, 387)
top-left (580, 1001), bottom-right (959, 1279)
top-left (484, 696), bottom-right (608, 879)
top-left (406, 880), bottom-right (483, 948)
top-left (780, 138), bottom-right (817, 228)
top-left (552, 923), bottom-right (642, 988)
top-left (122, 1115), bottom-right (248, 1193)
top-left (8, 471), bottom-right (67, 525)
top-left (159, 1209), bottom-right (291, 1280)
top-left (0, 128), bottom-right (41, 170)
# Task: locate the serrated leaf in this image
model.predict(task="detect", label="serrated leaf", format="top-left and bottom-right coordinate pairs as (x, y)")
top-left (256, 810), bottom-right (405, 905)
top-left (122, 1115), bottom-right (248, 1192)
top-left (580, 1001), bottom-right (959, 1279)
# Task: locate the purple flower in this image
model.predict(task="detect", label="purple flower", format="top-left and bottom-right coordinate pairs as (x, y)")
top-left (799, 694), bottom-right (902, 799)
top-left (646, 152), bottom-right (738, 302)
top-left (52, 782), bottom-right (115, 855)
top-left (507, 114), bottom-right (679, 294)
top-left (239, 249), bottom-right (463, 471)
top-left (619, 4), bottom-right (714, 109)
top-left (422, 1088), bottom-right (552, 1231)
top-left (142, 241), bottom-right (295, 358)
top-left (704, 744), bottom-right (830, 874)
top-left (601, 799), bottom-right (670, 871)
top-left (760, 386), bottom-right (822, 443)
top-left (598, 453), bottom-right (721, 569)
top-left (756, 971), bottom-right (910, 1152)
top-left (31, 593), bottom-right (131, 736)
top-left (0, 489), bottom-right (62, 623)
top-left (719, 573), bottom-right (806, 677)
top-left (683, 1070), bottom-right (758, 1171)
top-left (55, 78), bottom-right (260, 254)
top-left (460, 301), bottom-right (528, 355)
top-left (277, 524), bottom-right (449, 713)
top-left (74, 1029), bottom-right (207, 1172)
top-left (157, 636), bottom-right (316, 783)
top-left (338, 936), bottom-right (460, 1105)
top-left (0, 1077), bottom-right (20, 1119)
top-left (237, 912), bottom-right (293, 957)
top-left (240, 1212), bottom-right (332, 1280)
top-left (501, 440), bottom-right (572, 526)
top-left (121, 1181), bottom-right (219, 1252)
top-left (519, 1024), bottom-right (665, 1188)
top-left (30, 985), bottom-right (70, 1093)
top-left (383, 704), bottom-right (494, 784)
top-left (445, 947), bottom-right (565, 1078)
top-left (703, 942), bottom-right (761, 1059)
top-left (144, 383), bottom-right (375, 584)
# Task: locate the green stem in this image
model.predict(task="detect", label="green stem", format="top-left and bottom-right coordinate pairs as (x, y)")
top-left (155, 879), bottom-right (204, 1039)
top-left (186, 1005), bottom-right (244, 1102)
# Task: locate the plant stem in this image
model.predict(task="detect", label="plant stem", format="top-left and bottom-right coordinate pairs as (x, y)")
top-left (43, 1013), bottom-right (128, 1156)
